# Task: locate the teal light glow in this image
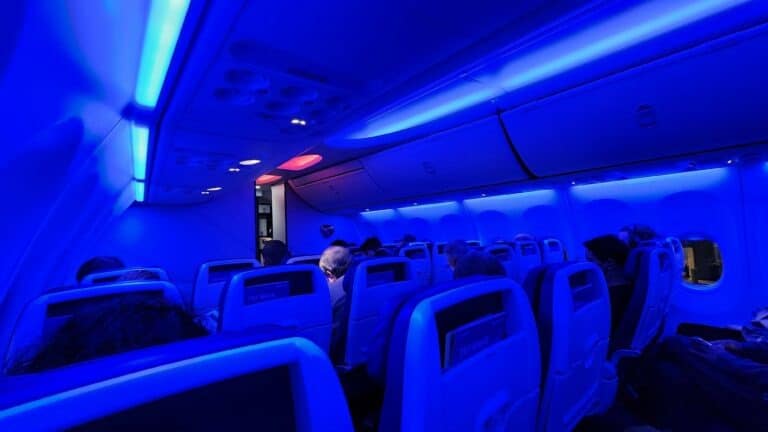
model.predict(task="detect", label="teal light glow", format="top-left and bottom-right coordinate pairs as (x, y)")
top-left (134, 0), bottom-right (191, 108)
top-left (131, 124), bottom-right (148, 181)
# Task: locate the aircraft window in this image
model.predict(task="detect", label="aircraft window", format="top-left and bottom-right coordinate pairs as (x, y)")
top-left (681, 239), bottom-right (723, 286)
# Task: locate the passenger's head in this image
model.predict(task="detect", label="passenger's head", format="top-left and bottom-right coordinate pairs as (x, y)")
top-left (261, 240), bottom-right (290, 266)
top-left (584, 234), bottom-right (630, 272)
top-left (360, 237), bottom-right (383, 257)
top-left (445, 240), bottom-right (470, 270)
top-left (12, 295), bottom-right (207, 374)
top-left (399, 234), bottom-right (417, 247)
top-left (453, 251), bottom-right (507, 279)
top-left (618, 224), bottom-right (658, 249)
top-left (330, 239), bottom-right (349, 247)
top-left (76, 256), bottom-right (125, 283)
top-left (514, 233), bottom-right (536, 242)
top-left (319, 246), bottom-right (352, 282)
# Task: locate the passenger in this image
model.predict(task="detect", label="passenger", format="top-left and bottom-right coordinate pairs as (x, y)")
top-left (453, 251), bottom-right (507, 279)
top-left (116, 269), bottom-right (162, 282)
top-left (444, 240), bottom-right (470, 271)
top-left (584, 234), bottom-right (632, 337)
top-left (76, 256), bottom-right (125, 284)
top-left (331, 239), bottom-right (349, 247)
top-left (320, 246), bottom-right (353, 305)
top-left (9, 294), bottom-right (207, 374)
top-left (619, 224), bottom-right (658, 249)
top-left (261, 240), bottom-right (290, 266)
top-left (397, 233), bottom-right (417, 250)
top-left (360, 237), bottom-right (383, 257)
top-left (514, 233), bottom-right (536, 242)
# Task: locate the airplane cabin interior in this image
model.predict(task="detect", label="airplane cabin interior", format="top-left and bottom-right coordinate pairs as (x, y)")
top-left (1, 0), bottom-right (767, 431)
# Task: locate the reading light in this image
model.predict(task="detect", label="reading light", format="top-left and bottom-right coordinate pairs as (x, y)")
top-left (278, 154), bottom-right (323, 171)
top-left (239, 159), bottom-right (262, 166)
top-left (571, 181), bottom-right (577, 185)
top-left (207, 186), bottom-right (223, 191)
top-left (481, 193), bottom-right (487, 197)
top-left (365, 208), bottom-right (371, 212)
top-left (134, 181), bottom-right (145, 202)
top-left (727, 159), bottom-right (733, 164)
top-left (131, 125), bottom-right (148, 181)
top-left (348, 0), bottom-right (748, 138)
top-left (413, 203), bottom-right (419, 206)
top-left (228, 167), bottom-right (241, 172)
top-left (291, 118), bottom-right (307, 126)
top-left (135, 0), bottom-right (191, 108)
top-left (256, 174), bottom-right (282, 185)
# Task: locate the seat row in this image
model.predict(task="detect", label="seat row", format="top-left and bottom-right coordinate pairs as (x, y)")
top-left (0, 242), bottom-right (675, 431)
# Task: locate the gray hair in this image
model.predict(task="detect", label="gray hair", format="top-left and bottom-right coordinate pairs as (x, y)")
top-left (319, 246), bottom-right (352, 279)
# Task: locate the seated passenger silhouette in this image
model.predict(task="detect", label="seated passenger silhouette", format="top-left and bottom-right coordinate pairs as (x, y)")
top-left (261, 240), bottom-right (290, 266)
top-left (397, 233), bottom-right (417, 251)
top-left (9, 293), bottom-right (207, 374)
top-left (360, 236), bottom-right (385, 257)
top-left (584, 234), bottom-right (632, 337)
top-left (330, 239), bottom-right (349, 247)
top-left (445, 240), bottom-right (470, 272)
top-left (76, 256), bottom-right (125, 284)
top-left (452, 251), bottom-right (507, 279)
top-left (320, 246), bottom-right (353, 363)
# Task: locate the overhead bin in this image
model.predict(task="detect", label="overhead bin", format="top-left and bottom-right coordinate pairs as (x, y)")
top-left (291, 116), bottom-right (527, 210)
top-left (362, 116), bottom-right (527, 195)
top-left (501, 27), bottom-right (768, 177)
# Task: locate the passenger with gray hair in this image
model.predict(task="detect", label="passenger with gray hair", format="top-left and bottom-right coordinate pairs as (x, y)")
top-left (320, 246), bottom-right (353, 305)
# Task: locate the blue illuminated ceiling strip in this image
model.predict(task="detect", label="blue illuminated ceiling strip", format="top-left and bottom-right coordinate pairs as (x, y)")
top-left (132, 124), bottom-right (148, 181)
top-left (131, 0), bottom-right (191, 202)
top-left (134, 181), bottom-right (146, 203)
top-left (350, 0), bottom-right (747, 138)
top-left (135, 0), bottom-right (191, 108)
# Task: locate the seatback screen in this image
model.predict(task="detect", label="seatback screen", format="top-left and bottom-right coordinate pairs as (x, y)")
top-left (404, 248), bottom-right (427, 260)
top-left (435, 292), bottom-right (507, 369)
top-left (366, 263), bottom-right (407, 287)
top-left (520, 243), bottom-right (538, 256)
top-left (569, 270), bottom-right (600, 310)
top-left (240, 272), bottom-right (314, 305)
top-left (45, 291), bottom-right (163, 339)
top-left (208, 262), bottom-right (257, 284)
top-left (546, 240), bottom-right (561, 251)
top-left (71, 366), bottom-right (297, 432)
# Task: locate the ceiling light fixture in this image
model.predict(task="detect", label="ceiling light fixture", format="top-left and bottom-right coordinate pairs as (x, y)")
top-left (207, 186), bottom-right (223, 191)
top-left (277, 154), bottom-right (323, 171)
top-left (228, 167), bottom-right (241, 172)
top-left (239, 159), bottom-right (262, 166)
top-left (256, 174), bottom-right (282, 185)
top-left (290, 118), bottom-right (307, 126)
top-left (201, 191), bottom-right (210, 195)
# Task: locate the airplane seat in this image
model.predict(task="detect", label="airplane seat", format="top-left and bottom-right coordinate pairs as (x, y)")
top-left (431, 243), bottom-right (453, 284)
top-left (192, 259), bottom-right (260, 315)
top-left (664, 236), bottom-right (685, 271)
top-left (80, 267), bottom-right (170, 286)
top-left (286, 255), bottom-right (322, 266)
top-left (4, 281), bottom-right (183, 373)
top-left (340, 257), bottom-right (418, 368)
top-left (535, 261), bottom-right (613, 431)
top-left (539, 238), bottom-right (566, 263)
top-left (509, 240), bottom-right (543, 283)
top-left (467, 240), bottom-right (483, 251)
top-left (399, 244), bottom-right (432, 287)
top-left (379, 277), bottom-right (540, 432)
top-left (0, 337), bottom-right (353, 431)
top-left (218, 265), bottom-right (332, 353)
top-left (613, 247), bottom-right (675, 355)
top-left (485, 244), bottom-right (516, 278)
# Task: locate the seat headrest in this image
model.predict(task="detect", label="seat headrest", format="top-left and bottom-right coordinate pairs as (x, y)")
top-left (219, 265), bottom-right (330, 333)
top-left (193, 259), bottom-right (261, 313)
top-left (345, 257), bottom-right (414, 291)
top-left (0, 338), bottom-right (353, 431)
top-left (80, 267), bottom-right (169, 286)
top-left (399, 244), bottom-right (429, 260)
top-left (286, 255), bottom-right (321, 266)
top-left (485, 244), bottom-right (512, 261)
top-left (511, 240), bottom-right (540, 257)
top-left (6, 281), bottom-right (183, 370)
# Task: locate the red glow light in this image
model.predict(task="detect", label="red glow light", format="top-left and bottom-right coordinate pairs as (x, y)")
top-left (256, 174), bottom-right (282, 185)
top-left (277, 154), bottom-right (323, 171)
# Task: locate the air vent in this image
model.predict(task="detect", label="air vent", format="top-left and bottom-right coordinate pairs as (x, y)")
top-left (635, 104), bottom-right (657, 128)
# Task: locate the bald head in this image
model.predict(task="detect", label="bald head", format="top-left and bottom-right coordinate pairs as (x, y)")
top-left (319, 246), bottom-right (352, 281)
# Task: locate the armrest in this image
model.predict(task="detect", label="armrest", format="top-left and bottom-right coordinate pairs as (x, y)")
top-left (677, 322), bottom-right (743, 341)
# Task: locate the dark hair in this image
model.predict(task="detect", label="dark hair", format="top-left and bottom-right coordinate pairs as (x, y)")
top-left (117, 270), bottom-right (162, 282)
top-left (262, 240), bottom-right (290, 266)
top-left (453, 252), bottom-right (507, 279)
top-left (360, 237), bottom-right (383, 253)
top-left (330, 239), bottom-right (349, 247)
top-left (445, 240), bottom-right (469, 267)
top-left (11, 295), bottom-right (207, 373)
top-left (76, 256), bottom-right (125, 283)
top-left (584, 235), bottom-right (630, 267)
top-left (400, 234), bottom-right (417, 245)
